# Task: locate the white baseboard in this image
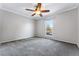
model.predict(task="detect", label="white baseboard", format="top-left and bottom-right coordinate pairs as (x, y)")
top-left (0, 36), bottom-right (34, 44)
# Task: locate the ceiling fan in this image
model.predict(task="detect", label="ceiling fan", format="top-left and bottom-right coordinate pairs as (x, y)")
top-left (25, 3), bottom-right (50, 17)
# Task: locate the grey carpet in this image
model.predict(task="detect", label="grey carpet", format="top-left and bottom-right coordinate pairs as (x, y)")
top-left (0, 37), bottom-right (79, 56)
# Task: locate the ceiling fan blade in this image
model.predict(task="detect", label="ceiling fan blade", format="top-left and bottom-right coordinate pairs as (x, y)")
top-left (35, 3), bottom-right (42, 11)
top-left (41, 10), bottom-right (50, 12)
top-left (39, 14), bottom-right (43, 17)
top-left (32, 13), bottom-right (36, 16)
top-left (38, 3), bottom-right (41, 8)
top-left (25, 9), bottom-right (34, 11)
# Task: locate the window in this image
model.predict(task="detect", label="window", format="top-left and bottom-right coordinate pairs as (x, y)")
top-left (45, 20), bottom-right (54, 35)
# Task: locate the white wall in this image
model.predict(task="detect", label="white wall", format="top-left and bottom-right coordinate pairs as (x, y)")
top-left (77, 7), bottom-right (79, 47)
top-left (0, 9), bottom-right (35, 43)
top-left (36, 8), bottom-right (78, 44)
top-left (36, 20), bottom-right (45, 37)
top-left (0, 8), bottom-right (78, 44)
top-left (0, 10), bottom-right (3, 40)
top-left (54, 9), bottom-right (77, 44)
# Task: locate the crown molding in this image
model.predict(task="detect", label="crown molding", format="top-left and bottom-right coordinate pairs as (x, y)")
top-left (45, 5), bottom-right (79, 19)
top-left (0, 7), bottom-right (32, 19)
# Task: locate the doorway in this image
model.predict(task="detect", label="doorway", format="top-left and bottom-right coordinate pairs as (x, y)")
top-left (45, 19), bottom-right (54, 36)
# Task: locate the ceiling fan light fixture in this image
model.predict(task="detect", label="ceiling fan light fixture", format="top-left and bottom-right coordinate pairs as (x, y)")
top-left (35, 11), bottom-right (41, 15)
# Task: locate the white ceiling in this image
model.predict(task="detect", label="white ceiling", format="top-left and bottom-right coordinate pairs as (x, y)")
top-left (0, 3), bottom-right (79, 19)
